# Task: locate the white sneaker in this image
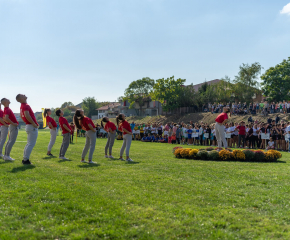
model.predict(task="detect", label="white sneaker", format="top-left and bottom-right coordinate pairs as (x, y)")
top-left (105, 155), bottom-right (109, 158)
top-left (119, 158), bottom-right (125, 161)
top-left (88, 160), bottom-right (95, 164)
top-left (81, 160), bottom-right (86, 163)
top-left (108, 156), bottom-right (114, 159)
top-left (0, 153), bottom-right (3, 158)
top-left (59, 157), bottom-right (69, 160)
top-left (126, 158), bottom-right (134, 162)
top-left (4, 156), bottom-right (15, 161)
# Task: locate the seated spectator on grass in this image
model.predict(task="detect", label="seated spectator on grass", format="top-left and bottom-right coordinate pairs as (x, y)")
top-left (267, 137), bottom-right (275, 150)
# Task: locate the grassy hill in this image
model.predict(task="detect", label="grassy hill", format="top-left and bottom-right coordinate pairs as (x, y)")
top-left (94, 112), bottom-right (290, 125)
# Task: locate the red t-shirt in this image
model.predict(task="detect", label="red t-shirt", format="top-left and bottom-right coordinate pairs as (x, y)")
top-left (237, 125), bottom-right (246, 135)
top-left (81, 117), bottom-right (96, 131)
top-left (119, 120), bottom-right (132, 135)
top-left (4, 107), bottom-right (19, 125)
top-left (20, 103), bottom-right (38, 125)
top-left (0, 109), bottom-right (4, 126)
top-left (59, 116), bottom-right (72, 134)
top-left (46, 116), bottom-right (57, 129)
top-left (105, 121), bottom-right (116, 132)
top-left (215, 112), bottom-right (228, 124)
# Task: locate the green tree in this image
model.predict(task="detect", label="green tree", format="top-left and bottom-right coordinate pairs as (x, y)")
top-left (261, 57), bottom-right (290, 102)
top-left (124, 77), bottom-right (155, 116)
top-left (214, 77), bottom-right (233, 103)
top-left (82, 97), bottom-right (100, 118)
top-left (151, 76), bottom-right (186, 113)
top-left (61, 102), bottom-right (74, 109)
top-left (233, 62), bottom-right (262, 104)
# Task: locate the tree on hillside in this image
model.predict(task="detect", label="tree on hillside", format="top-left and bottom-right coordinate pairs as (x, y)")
top-left (82, 97), bottom-right (100, 118)
top-left (151, 76), bottom-right (186, 113)
top-left (261, 57), bottom-right (290, 102)
top-left (214, 77), bottom-right (233, 103)
top-left (124, 77), bottom-right (155, 116)
top-left (61, 102), bottom-right (74, 109)
top-left (233, 62), bottom-right (262, 103)
top-left (197, 82), bottom-right (217, 107)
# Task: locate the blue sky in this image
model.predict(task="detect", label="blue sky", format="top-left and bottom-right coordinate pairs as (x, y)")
top-left (0, 0), bottom-right (290, 112)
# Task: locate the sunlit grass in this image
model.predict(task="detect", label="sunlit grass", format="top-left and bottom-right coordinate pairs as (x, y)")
top-left (0, 130), bottom-right (290, 239)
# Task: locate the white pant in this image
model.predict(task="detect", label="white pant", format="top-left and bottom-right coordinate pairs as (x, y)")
top-left (82, 130), bottom-right (97, 160)
top-left (5, 125), bottom-right (18, 156)
top-left (24, 124), bottom-right (38, 160)
top-left (0, 125), bottom-right (9, 154)
top-left (215, 122), bottom-right (227, 148)
top-left (48, 129), bottom-right (57, 152)
top-left (120, 134), bottom-right (132, 157)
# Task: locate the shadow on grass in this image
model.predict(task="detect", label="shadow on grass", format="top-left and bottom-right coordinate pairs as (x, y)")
top-left (78, 163), bottom-right (100, 168)
top-left (125, 161), bottom-right (140, 164)
top-left (0, 161), bottom-right (10, 164)
top-left (58, 159), bottom-right (73, 163)
top-left (10, 165), bottom-right (35, 173)
top-left (42, 156), bottom-right (57, 159)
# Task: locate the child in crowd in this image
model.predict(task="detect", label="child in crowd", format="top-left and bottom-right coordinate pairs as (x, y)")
top-left (168, 128), bottom-right (172, 144)
top-left (187, 125), bottom-right (193, 145)
top-left (182, 125), bottom-right (188, 145)
top-left (171, 133), bottom-right (177, 144)
top-left (267, 137), bottom-right (275, 150)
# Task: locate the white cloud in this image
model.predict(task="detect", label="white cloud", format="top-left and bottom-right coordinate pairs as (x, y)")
top-left (281, 3), bottom-right (290, 15)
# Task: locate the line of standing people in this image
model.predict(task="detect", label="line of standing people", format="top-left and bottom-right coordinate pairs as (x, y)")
top-left (0, 94), bottom-right (134, 164)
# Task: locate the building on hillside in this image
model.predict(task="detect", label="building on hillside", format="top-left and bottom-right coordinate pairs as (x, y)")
top-left (192, 79), bottom-right (221, 92)
top-left (75, 102), bottom-right (83, 108)
top-left (96, 102), bottom-right (121, 119)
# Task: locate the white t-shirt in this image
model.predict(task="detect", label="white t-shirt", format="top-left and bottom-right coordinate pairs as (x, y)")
top-left (212, 129), bottom-right (216, 136)
top-left (182, 128), bottom-right (188, 137)
top-left (268, 141), bottom-right (274, 147)
top-left (253, 128), bottom-right (258, 136)
top-left (199, 127), bottom-right (203, 135)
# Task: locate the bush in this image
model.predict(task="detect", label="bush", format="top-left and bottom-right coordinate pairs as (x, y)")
top-left (265, 150), bottom-right (282, 162)
top-left (174, 149), bottom-right (183, 158)
top-left (180, 148), bottom-right (191, 159)
top-left (206, 147), bottom-right (214, 152)
top-left (242, 150), bottom-right (255, 161)
top-left (197, 150), bottom-right (209, 160)
top-left (208, 150), bottom-right (220, 160)
top-left (219, 150), bottom-right (232, 161)
top-left (254, 150), bottom-right (265, 162)
top-left (172, 146), bottom-right (183, 154)
top-left (232, 150), bottom-right (246, 161)
top-left (189, 149), bottom-right (198, 159)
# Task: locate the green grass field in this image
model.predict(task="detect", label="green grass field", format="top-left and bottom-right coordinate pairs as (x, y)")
top-left (1, 130), bottom-right (290, 239)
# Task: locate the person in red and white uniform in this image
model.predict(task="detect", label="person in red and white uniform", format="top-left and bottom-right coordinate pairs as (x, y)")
top-left (44, 108), bottom-right (58, 156)
top-left (0, 101), bottom-right (9, 159)
top-left (16, 94), bottom-right (39, 165)
top-left (56, 109), bottom-right (72, 160)
top-left (215, 107), bottom-right (230, 149)
top-left (73, 109), bottom-right (96, 164)
top-left (101, 117), bottom-right (116, 158)
top-left (116, 114), bottom-right (134, 162)
top-left (1, 98), bottom-right (19, 161)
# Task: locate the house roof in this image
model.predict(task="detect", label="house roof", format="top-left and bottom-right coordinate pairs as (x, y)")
top-left (190, 79), bottom-right (221, 92)
top-left (97, 102), bottom-right (121, 111)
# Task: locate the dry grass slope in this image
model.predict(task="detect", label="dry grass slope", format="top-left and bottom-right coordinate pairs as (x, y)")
top-left (94, 112), bottom-right (290, 125)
